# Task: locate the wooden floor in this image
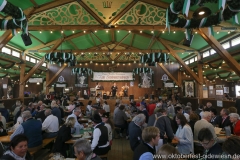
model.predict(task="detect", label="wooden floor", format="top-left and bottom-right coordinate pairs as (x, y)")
top-left (35, 137), bottom-right (133, 160)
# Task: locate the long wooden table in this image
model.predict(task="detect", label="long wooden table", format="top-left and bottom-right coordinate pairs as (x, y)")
top-left (0, 135), bottom-right (10, 143)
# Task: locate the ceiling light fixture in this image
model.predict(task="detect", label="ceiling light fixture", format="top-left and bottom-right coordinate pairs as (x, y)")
top-left (199, 11), bottom-right (205, 15)
top-left (193, 7), bottom-right (211, 19)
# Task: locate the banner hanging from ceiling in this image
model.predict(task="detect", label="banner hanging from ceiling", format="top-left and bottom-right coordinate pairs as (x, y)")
top-left (92, 72), bottom-right (133, 81)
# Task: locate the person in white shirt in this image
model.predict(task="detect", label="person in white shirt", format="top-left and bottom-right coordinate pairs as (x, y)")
top-left (67, 107), bottom-right (84, 134)
top-left (95, 82), bottom-right (101, 90)
top-left (91, 113), bottom-right (110, 155)
top-left (42, 109), bottom-right (59, 139)
top-left (174, 113), bottom-right (193, 154)
top-left (102, 101), bottom-right (110, 117)
top-left (101, 112), bottom-right (113, 144)
top-left (96, 94), bottom-right (102, 106)
top-left (86, 100), bottom-right (92, 117)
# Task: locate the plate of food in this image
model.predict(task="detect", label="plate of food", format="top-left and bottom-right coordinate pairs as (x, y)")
top-left (72, 134), bottom-right (83, 138)
top-left (82, 135), bottom-right (91, 139)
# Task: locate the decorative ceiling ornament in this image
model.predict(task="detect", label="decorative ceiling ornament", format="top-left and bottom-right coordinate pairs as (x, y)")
top-left (0, 0), bottom-right (28, 35)
top-left (166, 0), bottom-right (240, 31)
top-left (117, 2), bottom-right (166, 25)
top-left (71, 68), bottom-right (93, 75)
top-left (82, 0), bottom-right (132, 24)
top-left (45, 52), bottom-right (76, 66)
top-left (77, 53), bottom-right (110, 61)
top-left (28, 2), bottom-right (99, 25)
top-left (140, 53), bottom-right (169, 66)
top-left (118, 52), bottom-right (140, 61)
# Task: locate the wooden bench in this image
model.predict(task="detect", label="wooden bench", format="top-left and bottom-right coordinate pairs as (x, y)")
top-left (113, 127), bottom-right (121, 139)
top-left (99, 153), bottom-right (108, 160)
top-left (30, 137), bottom-right (56, 155)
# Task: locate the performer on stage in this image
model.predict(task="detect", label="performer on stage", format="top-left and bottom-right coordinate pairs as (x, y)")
top-left (111, 82), bottom-right (118, 97)
top-left (95, 82), bottom-right (104, 90)
top-left (122, 83), bottom-right (129, 97)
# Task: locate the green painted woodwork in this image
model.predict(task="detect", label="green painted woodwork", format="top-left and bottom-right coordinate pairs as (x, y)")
top-left (0, 0), bottom-right (238, 80)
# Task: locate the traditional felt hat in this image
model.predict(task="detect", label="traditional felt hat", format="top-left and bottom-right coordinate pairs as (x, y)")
top-left (91, 113), bottom-right (102, 124)
top-left (101, 112), bottom-right (109, 118)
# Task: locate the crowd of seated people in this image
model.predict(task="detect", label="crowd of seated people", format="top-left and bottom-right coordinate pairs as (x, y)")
top-left (110, 93), bottom-right (240, 160)
top-left (2, 91), bottom-right (240, 159)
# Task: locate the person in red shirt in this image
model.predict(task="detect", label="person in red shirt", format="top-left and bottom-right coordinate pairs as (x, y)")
top-left (229, 113), bottom-right (240, 136)
top-left (147, 100), bottom-right (156, 116)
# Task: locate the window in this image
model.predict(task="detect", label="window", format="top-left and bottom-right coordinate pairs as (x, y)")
top-left (12, 50), bottom-right (20, 57)
top-left (42, 63), bottom-right (46, 67)
top-left (222, 42), bottom-right (230, 49)
top-left (30, 57), bottom-right (36, 63)
top-left (36, 60), bottom-right (39, 63)
top-left (185, 61), bottom-right (189, 65)
top-left (195, 56), bottom-right (198, 61)
top-left (210, 49), bottom-right (216, 55)
top-left (190, 58), bottom-right (195, 63)
top-left (26, 56), bottom-right (30, 61)
top-left (202, 51), bottom-right (210, 58)
top-left (231, 36), bottom-right (240, 46)
top-left (2, 47), bottom-right (11, 54)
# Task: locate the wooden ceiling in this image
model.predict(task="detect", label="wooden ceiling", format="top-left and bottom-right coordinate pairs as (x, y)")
top-left (0, 0), bottom-right (240, 82)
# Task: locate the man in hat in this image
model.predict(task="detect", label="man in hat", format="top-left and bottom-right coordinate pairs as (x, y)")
top-left (91, 113), bottom-right (110, 155)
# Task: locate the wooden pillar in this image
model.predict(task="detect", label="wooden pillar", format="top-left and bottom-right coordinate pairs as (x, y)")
top-left (178, 70), bottom-right (182, 95)
top-left (19, 53), bottom-right (26, 102)
top-left (197, 53), bottom-right (203, 99)
top-left (45, 64), bottom-right (50, 94)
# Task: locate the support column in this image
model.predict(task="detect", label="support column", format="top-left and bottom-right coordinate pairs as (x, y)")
top-left (178, 70), bottom-right (182, 95)
top-left (19, 53), bottom-right (26, 102)
top-left (45, 64), bottom-right (50, 94)
top-left (197, 53), bottom-right (203, 99)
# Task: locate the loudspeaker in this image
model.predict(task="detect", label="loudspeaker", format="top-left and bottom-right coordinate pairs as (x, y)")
top-left (183, 34), bottom-right (194, 47)
top-left (129, 95), bottom-right (134, 100)
top-left (144, 94), bottom-right (148, 99)
top-left (103, 93), bottom-right (107, 99)
top-left (21, 33), bottom-right (32, 46)
top-left (150, 95), bottom-right (154, 99)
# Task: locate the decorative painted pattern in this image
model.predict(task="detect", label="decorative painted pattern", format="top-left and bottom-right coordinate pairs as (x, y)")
top-left (28, 2), bottom-right (99, 25)
top-left (84, 0), bottom-right (131, 23)
top-left (117, 2), bottom-right (166, 25)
